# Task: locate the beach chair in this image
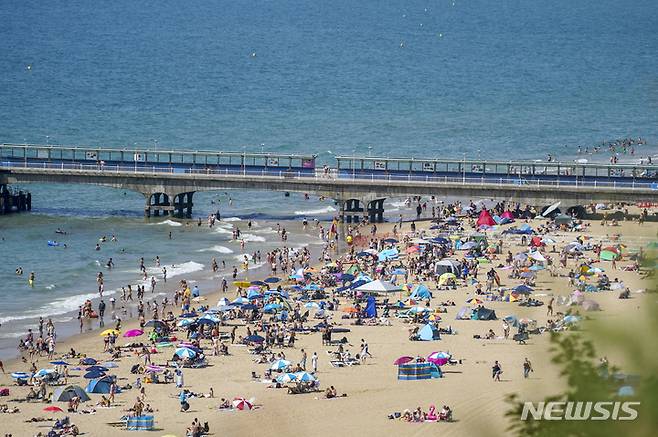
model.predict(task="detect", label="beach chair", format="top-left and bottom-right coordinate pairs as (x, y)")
top-left (125, 415), bottom-right (154, 431)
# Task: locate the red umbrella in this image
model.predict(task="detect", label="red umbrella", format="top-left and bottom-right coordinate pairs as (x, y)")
top-left (44, 406), bottom-right (64, 412)
top-left (393, 356), bottom-right (414, 366)
top-left (232, 397), bottom-right (253, 410)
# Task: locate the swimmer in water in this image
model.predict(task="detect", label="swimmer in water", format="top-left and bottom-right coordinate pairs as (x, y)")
top-left (28, 272), bottom-right (35, 286)
top-left (95, 244), bottom-right (101, 251)
top-left (55, 228), bottom-right (67, 235)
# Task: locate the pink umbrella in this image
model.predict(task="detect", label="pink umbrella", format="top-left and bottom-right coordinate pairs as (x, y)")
top-left (232, 397), bottom-right (253, 410)
top-left (427, 351), bottom-right (451, 366)
top-left (123, 329), bottom-right (144, 338)
top-left (393, 356), bottom-right (414, 366)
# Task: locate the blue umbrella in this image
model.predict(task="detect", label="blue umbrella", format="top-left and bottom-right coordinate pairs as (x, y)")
top-left (264, 277), bottom-right (280, 283)
top-left (270, 359), bottom-right (291, 370)
top-left (263, 303), bottom-right (282, 312)
top-left (275, 373), bottom-right (297, 383)
top-left (49, 361), bottom-right (70, 366)
top-left (340, 273), bottom-right (355, 282)
top-left (250, 280), bottom-right (267, 286)
top-left (383, 238), bottom-right (398, 244)
top-left (174, 347), bottom-right (197, 359)
top-left (247, 290), bottom-right (264, 299)
top-left (431, 237), bottom-right (450, 245)
top-left (513, 285), bottom-right (534, 294)
top-left (34, 368), bottom-right (56, 378)
top-left (197, 318), bottom-right (217, 326)
top-left (244, 335), bottom-right (265, 343)
top-left (241, 304), bottom-right (258, 311)
top-left (293, 372), bottom-right (316, 382)
top-left (80, 358), bottom-right (97, 366)
top-left (84, 370), bottom-right (106, 379)
top-left (86, 365), bottom-right (109, 372)
top-left (102, 362), bottom-right (119, 368)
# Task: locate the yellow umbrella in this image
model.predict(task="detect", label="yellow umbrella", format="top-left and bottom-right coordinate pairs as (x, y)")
top-left (233, 280), bottom-right (250, 288)
top-left (438, 272), bottom-right (456, 286)
top-left (100, 329), bottom-right (120, 336)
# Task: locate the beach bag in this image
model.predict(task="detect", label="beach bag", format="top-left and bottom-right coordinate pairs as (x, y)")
top-left (181, 401), bottom-right (190, 411)
top-left (0, 388), bottom-right (9, 396)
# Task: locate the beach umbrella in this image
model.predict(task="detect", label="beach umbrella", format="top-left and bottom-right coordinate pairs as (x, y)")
top-left (393, 356), bottom-right (414, 366)
top-left (342, 306), bottom-right (359, 313)
top-left (247, 290), bottom-right (263, 299)
top-left (270, 359), bottom-right (291, 371)
top-left (438, 272), bottom-right (456, 286)
top-left (44, 406), bottom-right (64, 413)
top-left (529, 265), bottom-right (545, 271)
top-left (263, 303), bottom-right (282, 312)
top-left (264, 277), bottom-right (280, 283)
top-left (177, 318), bottom-right (194, 327)
top-left (11, 372), bottom-right (31, 379)
top-left (427, 351), bottom-right (451, 366)
top-left (232, 397), bottom-right (253, 411)
top-left (304, 302), bottom-right (320, 309)
top-left (102, 362), bottom-right (119, 368)
top-left (528, 251), bottom-right (546, 262)
top-left (244, 335), bottom-right (265, 343)
top-left (241, 304), bottom-right (258, 311)
top-left (460, 241), bottom-right (477, 250)
top-left (541, 237), bottom-right (556, 244)
top-left (196, 318), bottom-right (217, 326)
top-left (86, 365), bottom-right (108, 372)
top-left (232, 297), bottom-right (250, 305)
top-left (217, 297), bottom-right (231, 307)
top-left (100, 329), bottom-right (120, 337)
top-left (408, 306), bottom-right (430, 314)
top-left (513, 285), bottom-right (534, 294)
top-left (233, 281), bottom-right (251, 288)
top-left (144, 320), bottom-right (168, 330)
top-left (49, 361), bottom-right (69, 366)
top-left (542, 201), bottom-right (561, 217)
top-left (293, 372), bottom-right (316, 382)
top-left (519, 271), bottom-right (536, 279)
top-left (250, 280), bottom-right (266, 286)
top-left (563, 315), bottom-right (580, 325)
top-left (339, 273), bottom-right (355, 282)
top-left (34, 368), bottom-right (56, 378)
top-left (383, 238), bottom-right (399, 244)
top-left (80, 357), bottom-right (97, 366)
top-left (431, 237), bottom-right (450, 245)
top-left (174, 347), bottom-right (197, 359)
top-left (276, 373), bottom-right (297, 383)
top-left (466, 297), bottom-right (483, 305)
top-left (123, 329), bottom-right (144, 338)
top-left (84, 370), bottom-right (106, 379)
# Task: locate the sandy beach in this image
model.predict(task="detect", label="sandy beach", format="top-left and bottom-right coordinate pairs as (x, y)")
top-left (0, 207), bottom-right (655, 437)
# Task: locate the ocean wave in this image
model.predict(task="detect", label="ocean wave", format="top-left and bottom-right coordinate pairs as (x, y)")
top-left (222, 217), bottom-right (242, 222)
top-left (214, 227), bottom-right (232, 235)
top-left (165, 261), bottom-right (205, 278)
top-left (294, 206), bottom-right (336, 216)
top-left (241, 234), bottom-right (266, 242)
top-left (148, 219), bottom-right (182, 227)
top-left (0, 289), bottom-right (115, 325)
top-left (197, 245), bottom-right (234, 254)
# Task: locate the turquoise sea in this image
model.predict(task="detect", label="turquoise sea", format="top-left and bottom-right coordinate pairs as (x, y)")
top-left (0, 0), bottom-right (657, 356)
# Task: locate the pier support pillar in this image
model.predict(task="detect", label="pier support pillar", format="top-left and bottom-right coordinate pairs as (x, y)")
top-left (173, 192), bottom-right (194, 218)
top-left (343, 198), bottom-right (364, 223)
top-left (144, 192), bottom-right (173, 217)
top-left (367, 198), bottom-right (386, 223)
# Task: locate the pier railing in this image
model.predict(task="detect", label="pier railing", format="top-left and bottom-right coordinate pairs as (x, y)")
top-left (2, 159), bottom-right (656, 191)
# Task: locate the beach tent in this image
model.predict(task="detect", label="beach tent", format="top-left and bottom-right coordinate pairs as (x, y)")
top-left (501, 210), bottom-right (515, 220)
top-left (86, 376), bottom-right (118, 394)
top-left (477, 209), bottom-right (496, 227)
top-left (53, 385), bottom-right (90, 402)
top-left (418, 323), bottom-right (441, 341)
top-left (438, 273), bottom-right (457, 286)
top-left (364, 295), bottom-right (377, 318)
top-left (530, 237), bottom-right (544, 248)
top-left (503, 315), bottom-right (519, 327)
top-left (600, 249), bottom-right (620, 261)
top-left (378, 248), bottom-right (399, 262)
top-left (409, 284), bottom-right (432, 300)
top-left (397, 362), bottom-right (442, 380)
top-left (554, 214), bottom-right (573, 226)
top-left (473, 307), bottom-right (497, 320)
top-left (354, 279), bottom-right (401, 293)
top-left (434, 259), bottom-right (461, 277)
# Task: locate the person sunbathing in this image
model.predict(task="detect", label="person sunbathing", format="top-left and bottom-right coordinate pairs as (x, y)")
top-left (439, 405), bottom-right (453, 421)
top-left (218, 398), bottom-right (231, 409)
top-left (325, 386), bottom-right (337, 399)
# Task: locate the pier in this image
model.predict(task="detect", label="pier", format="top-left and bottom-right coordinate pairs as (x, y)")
top-left (1, 143), bottom-right (656, 220)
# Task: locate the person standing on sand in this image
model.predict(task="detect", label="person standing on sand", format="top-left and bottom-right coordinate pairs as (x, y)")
top-left (523, 358), bottom-right (533, 378)
top-left (299, 349), bottom-right (307, 370)
top-left (311, 352), bottom-right (318, 373)
top-left (492, 360), bottom-right (502, 381)
top-left (547, 297), bottom-right (554, 316)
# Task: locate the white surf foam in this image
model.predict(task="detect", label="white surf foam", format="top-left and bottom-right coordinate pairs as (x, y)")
top-left (149, 219), bottom-right (182, 227)
top-left (222, 217), bottom-right (242, 222)
top-left (241, 234), bottom-right (266, 242)
top-left (294, 206), bottom-right (336, 215)
top-left (197, 245), bottom-right (234, 254)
